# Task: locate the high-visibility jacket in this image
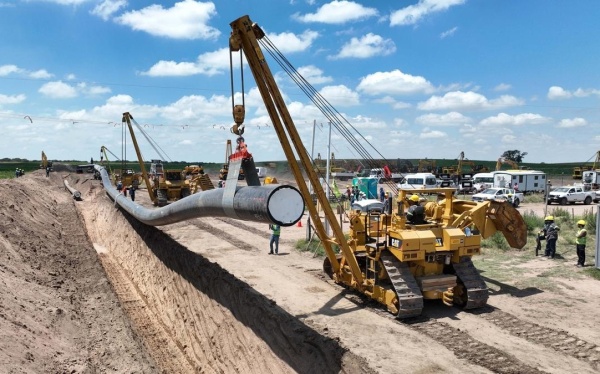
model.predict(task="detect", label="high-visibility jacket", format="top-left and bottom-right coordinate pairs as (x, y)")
top-left (576, 228), bottom-right (587, 245)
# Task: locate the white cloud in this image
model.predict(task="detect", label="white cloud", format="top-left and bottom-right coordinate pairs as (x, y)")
top-left (390, 0), bottom-right (466, 26)
top-left (548, 85), bottom-right (600, 100)
top-left (557, 117), bottom-right (587, 128)
top-left (296, 65), bottom-right (333, 85)
top-left (330, 33), bottom-right (396, 59)
top-left (479, 113), bottom-right (551, 127)
top-left (29, 69), bottom-right (53, 79)
top-left (494, 83), bottom-right (511, 92)
top-left (420, 130), bottom-right (446, 139)
top-left (547, 86), bottom-right (571, 100)
top-left (318, 85), bottom-right (360, 107)
top-left (266, 30), bottom-right (319, 53)
top-left (0, 94), bottom-right (26, 105)
top-left (86, 85), bottom-right (112, 95)
top-left (0, 65), bottom-right (22, 76)
top-left (440, 26), bottom-right (457, 39)
top-left (415, 111), bottom-right (471, 126)
top-left (91, 0), bottom-right (127, 21)
top-left (38, 81), bottom-right (78, 99)
top-left (293, 1), bottom-right (378, 24)
top-left (417, 91), bottom-right (523, 111)
top-left (347, 114), bottom-right (386, 129)
top-left (142, 47), bottom-right (229, 77)
top-left (115, 0), bottom-right (219, 40)
top-left (357, 69), bottom-right (435, 96)
top-left (501, 134), bottom-right (517, 143)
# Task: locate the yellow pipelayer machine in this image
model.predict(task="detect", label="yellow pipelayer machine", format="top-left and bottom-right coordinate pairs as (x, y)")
top-left (229, 15), bottom-right (527, 318)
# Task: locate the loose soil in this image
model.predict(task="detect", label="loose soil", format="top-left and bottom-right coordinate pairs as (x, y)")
top-left (1, 168), bottom-right (599, 373)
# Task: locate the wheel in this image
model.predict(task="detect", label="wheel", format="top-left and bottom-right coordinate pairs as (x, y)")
top-left (584, 196), bottom-right (592, 205)
top-left (560, 197), bottom-right (568, 205)
top-left (512, 198), bottom-right (520, 208)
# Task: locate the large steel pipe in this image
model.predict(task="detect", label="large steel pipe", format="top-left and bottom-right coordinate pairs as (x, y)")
top-left (94, 165), bottom-right (304, 227)
top-left (63, 179), bottom-right (82, 201)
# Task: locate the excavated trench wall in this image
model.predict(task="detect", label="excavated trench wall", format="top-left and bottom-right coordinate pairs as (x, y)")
top-left (80, 189), bottom-right (360, 373)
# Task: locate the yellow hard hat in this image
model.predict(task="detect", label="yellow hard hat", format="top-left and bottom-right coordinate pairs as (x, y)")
top-left (544, 216), bottom-right (554, 221)
top-left (409, 194), bottom-right (420, 202)
top-left (577, 220), bottom-right (586, 226)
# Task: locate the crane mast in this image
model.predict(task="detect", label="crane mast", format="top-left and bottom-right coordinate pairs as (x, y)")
top-left (229, 16), bottom-right (365, 287)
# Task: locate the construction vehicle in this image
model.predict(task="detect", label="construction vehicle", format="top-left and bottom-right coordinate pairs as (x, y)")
top-left (183, 164), bottom-right (214, 193)
top-left (573, 151), bottom-right (600, 180)
top-left (495, 157), bottom-right (519, 171)
top-left (219, 139), bottom-right (245, 182)
top-left (146, 159), bottom-right (192, 206)
top-left (40, 151), bottom-right (53, 170)
top-left (100, 145), bottom-right (140, 187)
top-left (229, 15), bottom-right (527, 318)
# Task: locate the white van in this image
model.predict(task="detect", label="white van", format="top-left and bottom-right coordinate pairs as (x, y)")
top-left (472, 172), bottom-right (494, 192)
top-left (397, 173), bottom-right (437, 190)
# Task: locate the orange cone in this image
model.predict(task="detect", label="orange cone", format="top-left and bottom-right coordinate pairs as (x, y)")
top-left (297, 220), bottom-right (303, 228)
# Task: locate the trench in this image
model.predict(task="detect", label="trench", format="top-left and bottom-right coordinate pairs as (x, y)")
top-left (78, 180), bottom-right (372, 373)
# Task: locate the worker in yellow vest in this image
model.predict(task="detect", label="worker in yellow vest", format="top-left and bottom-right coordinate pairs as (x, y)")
top-left (575, 220), bottom-right (587, 267)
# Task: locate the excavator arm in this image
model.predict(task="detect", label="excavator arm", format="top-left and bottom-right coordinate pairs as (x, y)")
top-left (229, 16), bottom-right (365, 288)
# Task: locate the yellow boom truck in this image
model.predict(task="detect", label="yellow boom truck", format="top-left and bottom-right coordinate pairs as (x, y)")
top-left (229, 15), bottom-right (527, 318)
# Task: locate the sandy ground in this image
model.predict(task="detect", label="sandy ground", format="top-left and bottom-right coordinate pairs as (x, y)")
top-left (1, 168), bottom-right (599, 373)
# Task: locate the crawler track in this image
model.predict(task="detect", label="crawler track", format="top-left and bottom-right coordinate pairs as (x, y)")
top-left (453, 256), bottom-right (489, 309)
top-left (407, 317), bottom-right (545, 374)
top-left (380, 252), bottom-right (423, 318)
top-left (472, 307), bottom-right (600, 369)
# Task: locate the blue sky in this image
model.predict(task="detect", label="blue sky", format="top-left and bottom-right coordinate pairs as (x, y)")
top-left (1, 0), bottom-right (600, 165)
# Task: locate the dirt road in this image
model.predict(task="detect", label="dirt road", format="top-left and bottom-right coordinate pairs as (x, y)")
top-left (1, 170), bottom-right (599, 373)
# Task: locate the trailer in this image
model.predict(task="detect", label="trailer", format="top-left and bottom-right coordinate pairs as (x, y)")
top-left (582, 170), bottom-right (600, 190)
top-left (492, 170), bottom-right (546, 193)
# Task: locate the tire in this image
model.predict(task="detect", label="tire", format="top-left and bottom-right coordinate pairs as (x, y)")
top-left (560, 197), bottom-right (568, 205)
top-left (584, 196), bottom-right (592, 205)
top-left (512, 199), bottom-right (520, 208)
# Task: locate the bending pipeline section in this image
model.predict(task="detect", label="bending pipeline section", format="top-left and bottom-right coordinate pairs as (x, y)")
top-left (94, 165), bottom-right (304, 227)
top-left (63, 179), bottom-right (82, 201)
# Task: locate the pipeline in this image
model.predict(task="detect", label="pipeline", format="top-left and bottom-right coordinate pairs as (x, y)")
top-left (63, 179), bottom-right (82, 201)
top-left (94, 165), bottom-right (304, 227)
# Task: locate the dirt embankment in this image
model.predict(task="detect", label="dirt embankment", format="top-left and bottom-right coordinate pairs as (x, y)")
top-left (0, 172), bottom-right (156, 373)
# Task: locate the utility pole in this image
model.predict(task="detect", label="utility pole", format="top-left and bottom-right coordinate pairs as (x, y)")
top-left (324, 121), bottom-right (332, 235)
top-left (307, 120), bottom-right (317, 241)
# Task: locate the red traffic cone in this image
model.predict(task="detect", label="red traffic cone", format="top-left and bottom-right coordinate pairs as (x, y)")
top-left (297, 220), bottom-right (303, 228)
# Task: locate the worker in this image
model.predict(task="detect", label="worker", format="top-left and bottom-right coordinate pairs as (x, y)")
top-left (540, 216), bottom-right (560, 259)
top-left (379, 187), bottom-right (385, 202)
top-left (129, 185), bottom-right (136, 202)
top-left (46, 166), bottom-right (50, 177)
top-left (15, 168), bottom-right (19, 178)
top-left (575, 220), bottom-right (587, 267)
top-left (406, 194), bottom-right (426, 224)
top-left (383, 192), bottom-right (392, 214)
top-left (268, 223), bottom-right (281, 255)
top-left (116, 180), bottom-right (123, 192)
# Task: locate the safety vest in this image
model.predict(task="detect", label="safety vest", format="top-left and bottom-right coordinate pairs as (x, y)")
top-left (271, 224), bottom-right (281, 236)
top-left (576, 229), bottom-right (587, 245)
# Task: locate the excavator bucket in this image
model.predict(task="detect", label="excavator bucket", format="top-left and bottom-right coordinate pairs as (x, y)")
top-left (486, 201), bottom-right (527, 249)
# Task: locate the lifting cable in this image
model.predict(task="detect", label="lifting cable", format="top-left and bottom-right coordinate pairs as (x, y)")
top-left (258, 35), bottom-right (401, 195)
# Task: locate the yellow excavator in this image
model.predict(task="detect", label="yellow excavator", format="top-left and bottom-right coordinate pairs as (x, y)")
top-left (229, 15), bottom-right (527, 318)
top-left (495, 157), bottom-right (519, 171)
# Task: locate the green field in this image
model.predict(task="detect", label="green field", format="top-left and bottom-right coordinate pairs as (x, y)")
top-left (0, 158), bottom-right (591, 180)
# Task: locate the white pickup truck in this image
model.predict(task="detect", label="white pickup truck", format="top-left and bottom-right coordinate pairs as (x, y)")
top-left (547, 186), bottom-right (598, 205)
top-left (472, 187), bottom-right (524, 207)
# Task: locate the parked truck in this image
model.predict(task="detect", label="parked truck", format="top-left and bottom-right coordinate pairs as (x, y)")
top-left (547, 185), bottom-right (598, 205)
